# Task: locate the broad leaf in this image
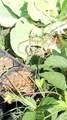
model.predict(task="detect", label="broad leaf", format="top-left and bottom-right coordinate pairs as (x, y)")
top-left (40, 71), bottom-right (67, 90)
top-left (27, 0), bottom-right (51, 25)
top-left (48, 100), bottom-right (67, 120)
top-left (35, 97), bottom-right (58, 120)
top-left (0, 0), bottom-right (18, 27)
top-left (39, 97), bottom-right (58, 107)
top-left (10, 18), bottom-right (43, 60)
top-left (44, 55), bottom-right (67, 69)
top-left (35, 0), bottom-right (58, 20)
top-left (22, 111), bottom-right (36, 120)
top-left (10, 18), bottom-right (32, 60)
top-left (56, 112), bottom-right (67, 120)
top-left (35, 109), bottom-right (45, 120)
top-left (2, 0), bottom-right (24, 17)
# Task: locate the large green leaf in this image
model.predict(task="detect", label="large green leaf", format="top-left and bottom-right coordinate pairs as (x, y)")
top-left (39, 97), bottom-right (58, 120)
top-left (0, 0), bottom-right (18, 27)
top-left (39, 97), bottom-right (58, 107)
top-left (27, 0), bottom-right (51, 25)
top-left (10, 18), bottom-right (33, 60)
top-left (44, 55), bottom-right (67, 69)
top-left (10, 18), bottom-right (43, 60)
top-left (22, 111), bottom-right (36, 120)
top-left (36, 97), bottom-right (58, 120)
top-left (2, 0), bottom-right (24, 17)
top-left (40, 71), bottom-right (67, 90)
top-left (35, 0), bottom-right (58, 21)
top-left (48, 100), bottom-right (67, 120)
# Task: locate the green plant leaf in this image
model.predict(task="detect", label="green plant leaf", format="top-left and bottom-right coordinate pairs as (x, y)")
top-left (48, 100), bottom-right (67, 119)
top-left (48, 108), bottom-right (58, 120)
top-left (35, 78), bottom-right (45, 97)
top-left (56, 111), bottom-right (67, 120)
top-left (44, 55), bottom-right (67, 69)
top-left (10, 18), bottom-right (43, 60)
top-left (35, 0), bottom-right (58, 21)
top-left (2, 0), bottom-right (24, 17)
top-left (35, 78), bottom-right (44, 90)
top-left (0, 0), bottom-right (18, 27)
top-left (36, 97), bottom-right (59, 120)
top-left (59, 0), bottom-right (67, 20)
top-left (27, 0), bottom-right (51, 25)
top-left (39, 97), bottom-right (58, 107)
top-left (35, 109), bottom-right (45, 120)
top-left (10, 18), bottom-right (33, 60)
top-left (48, 100), bottom-right (67, 120)
top-left (40, 71), bottom-right (67, 90)
top-left (22, 111), bottom-right (36, 120)
top-left (24, 97), bottom-right (37, 110)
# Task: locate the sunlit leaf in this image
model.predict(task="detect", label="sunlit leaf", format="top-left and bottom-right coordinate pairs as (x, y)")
top-left (35, 0), bottom-right (58, 20)
top-left (0, 0), bottom-right (18, 27)
top-left (10, 18), bottom-right (43, 60)
top-left (44, 55), bottom-right (67, 69)
top-left (40, 71), bottom-right (67, 90)
top-left (2, 0), bottom-right (24, 17)
top-left (35, 78), bottom-right (44, 89)
top-left (27, 0), bottom-right (51, 25)
top-left (10, 18), bottom-right (32, 60)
